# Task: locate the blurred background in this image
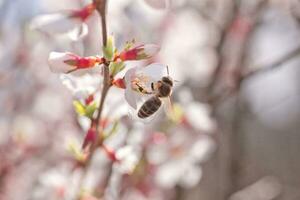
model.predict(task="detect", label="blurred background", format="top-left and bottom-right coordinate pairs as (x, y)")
top-left (1, 0), bottom-right (300, 199)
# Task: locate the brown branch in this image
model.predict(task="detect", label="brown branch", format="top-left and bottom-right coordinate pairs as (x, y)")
top-left (223, 2), bottom-right (267, 199)
top-left (93, 0), bottom-right (110, 149)
top-left (75, 0), bottom-right (112, 199)
top-left (206, 1), bottom-right (268, 199)
top-left (174, 185), bottom-right (184, 200)
top-left (205, 2), bottom-right (238, 97)
top-left (240, 45), bottom-right (300, 83)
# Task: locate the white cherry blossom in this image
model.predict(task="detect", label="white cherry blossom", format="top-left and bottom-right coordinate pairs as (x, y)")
top-left (60, 73), bottom-right (101, 100)
top-left (124, 63), bottom-right (168, 109)
top-left (114, 145), bottom-right (141, 174)
top-left (48, 51), bottom-right (102, 73)
top-left (150, 129), bottom-right (216, 189)
top-left (30, 3), bottom-right (95, 40)
top-left (143, 0), bottom-right (171, 10)
top-left (48, 52), bottom-right (77, 73)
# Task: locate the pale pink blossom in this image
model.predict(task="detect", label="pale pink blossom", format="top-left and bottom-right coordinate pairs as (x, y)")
top-left (149, 129), bottom-right (216, 188)
top-left (48, 52), bottom-right (77, 73)
top-left (114, 145), bottom-right (141, 174)
top-left (118, 44), bottom-right (160, 61)
top-left (60, 73), bottom-right (101, 100)
top-left (177, 88), bottom-right (217, 133)
top-left (143, 0), bottom-right (171, 10)
top-left (155, 159), bottom-right (202, 188)
top-left (30, 3), bottom-right (95, 40)
top-left (124, 63), bottom-right (168, 109)
top-left (48, 52), bottom-right (102, 73)
top-left (102, 145), bottom-right (140, 174)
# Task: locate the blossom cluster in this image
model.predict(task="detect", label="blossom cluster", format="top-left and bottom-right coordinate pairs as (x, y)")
top-left (15, 0), bottom-right (218, 199)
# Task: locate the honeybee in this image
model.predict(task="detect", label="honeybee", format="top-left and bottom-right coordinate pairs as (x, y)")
top-left (135, 67), bottom-right (173, 119)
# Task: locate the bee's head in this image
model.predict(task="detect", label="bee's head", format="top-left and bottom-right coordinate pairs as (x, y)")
top-left (161, 76), bottom-right (173, 87)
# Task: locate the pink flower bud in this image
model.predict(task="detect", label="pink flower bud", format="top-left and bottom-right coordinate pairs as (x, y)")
top-left (102, 145), bottom-right (118, 162)
top-left (84, 94), bottom-right (94, 105)
top-left (112, 78), bottom-right (126, 89)
top-left (30, 3), bottom-right (95, 40)
top-left (48, 52), bottom-right (103, 73)
top-left (70, 3), bottom-right (96, 21)
top-left (82, 128), bottom-right (96, 150)
top-left (119, 44), bottom-right (160, 61)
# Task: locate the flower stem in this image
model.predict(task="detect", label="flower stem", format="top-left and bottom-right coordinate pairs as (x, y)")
top-left (92, 0), bottom-right (110, 155)
top-left (76, 0), bottom-right (111, 199)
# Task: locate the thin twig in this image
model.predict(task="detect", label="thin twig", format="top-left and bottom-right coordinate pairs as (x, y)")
top-left (222, 2), bottom-right (267, 199)
top-left (205, 2), bottom-right (238, 96)
top-left (92, 0), bottom-right (110, 151)
top-left (206, 1), bottom-right (268, 199)
top-left (240, 45), bottom-right (300, 83)
top-left (174, 185), bottom-right (184, 200)
top-left (75, 0), bottom-right (111, 199)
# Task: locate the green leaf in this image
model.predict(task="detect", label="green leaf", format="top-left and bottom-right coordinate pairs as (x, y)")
top-left (73, 100), bottom-right (97, 119)
top-left (103, 35), bottom-right (115, 61)
top-left (73, 101), bottom-right (86, 116)
top-left (85, 102), bottom-right (97, 119)
top-left (67, 139), bottom-right (86, 162)
top-left (110, 61), bottom-right (125, 77)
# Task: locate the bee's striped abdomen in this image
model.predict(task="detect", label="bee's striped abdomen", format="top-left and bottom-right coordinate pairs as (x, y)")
top-left (138, 96), bottom-right (162, 118)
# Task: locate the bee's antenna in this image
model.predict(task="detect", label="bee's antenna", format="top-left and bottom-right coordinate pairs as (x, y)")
top-left (166, 65), bottom-right (170, 76)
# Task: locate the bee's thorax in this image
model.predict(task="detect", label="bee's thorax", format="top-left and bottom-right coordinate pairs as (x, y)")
top-left (157, 81), bottom-right (172, 97)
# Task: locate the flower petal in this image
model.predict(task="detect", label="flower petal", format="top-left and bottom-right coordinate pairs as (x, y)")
top-left (60, 73), bottom-right (101, 99)
top-left (124, 67), bottom-right (139, 109)
top-left (155, 161), bottom-right (182, 188)
top-left (142, 44), bottom-right (160, 57)
top-left (115, 146), bottom-right (140, 174)
top-left (185, 102), bottom-right (216, 132)
top-left (143, 0), bottom-right (171, 9)
top-left (119, 44), bottom-right (160, 61)
top-left (48, 52), bottom-right (77, 73)
top-left (188, 137), bottom-right (216, 164)
top-left (115, 146), bottom-right (134, 160)
top-left (179, 164), bottom-right (202, 188)
top-left (125, 88), bottom-right (138, 109)
top-left (68, 23), bottom-right (88, 41)
top-left (137, 63), bottom-right (167, 82)
top-left (30, 13), bottom-right (81, 35)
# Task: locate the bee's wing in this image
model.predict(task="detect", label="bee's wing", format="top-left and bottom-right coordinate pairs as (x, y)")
top-left (161, 97), bottom-right (174, 118)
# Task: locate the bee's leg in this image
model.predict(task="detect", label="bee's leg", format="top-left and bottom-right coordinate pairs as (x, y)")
top-left (151, 82), bottom-right (154, 91)
top-left (151, 82), bottom-right (162, 91)
top-left (135, 83), bottom-right (153, 94)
